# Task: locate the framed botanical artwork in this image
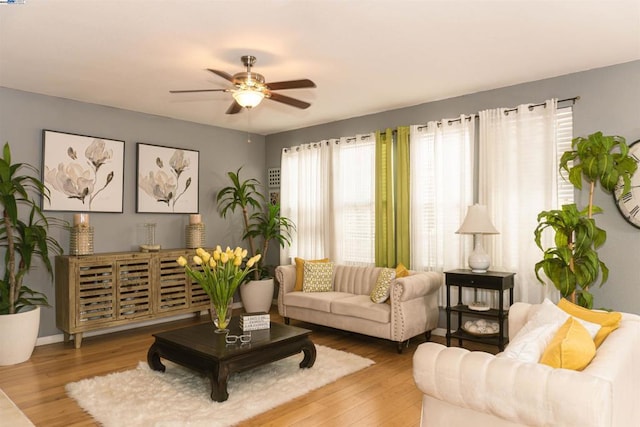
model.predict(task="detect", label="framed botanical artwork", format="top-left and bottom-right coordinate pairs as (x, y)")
top-left (136, 143), bottom-right (199, 213)
top-left (42, 130), bottom-right (125, 212)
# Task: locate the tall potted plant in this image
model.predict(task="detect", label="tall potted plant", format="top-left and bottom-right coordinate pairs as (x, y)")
top-left (534, 132), bottom-right (637, 308)
top-left (216, 167), bottom-right (295, 313)
top-left (0, 143), bottom-right (64, 365)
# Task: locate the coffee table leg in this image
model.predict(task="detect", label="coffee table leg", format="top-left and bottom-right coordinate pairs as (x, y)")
top-left (300, 339), bottom-right (316, 368)
top-left (147, 342), bottom-right (166, 372)
top-left (210, 363), bottom-right (229, 402)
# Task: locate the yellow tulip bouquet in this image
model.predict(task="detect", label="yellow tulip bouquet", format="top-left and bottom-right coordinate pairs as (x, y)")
top-left (177, 246), bottom-right (261, 332)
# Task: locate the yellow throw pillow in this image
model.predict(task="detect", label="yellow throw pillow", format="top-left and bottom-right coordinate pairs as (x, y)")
top-left (294, 257), bottom-right (329, 291)
top-left (302, 262), bottom-right (334, 292)
top-left (557, 298), bottom-right (622, 348)
top-left (540, 317), bottom-right (596, 370)
top-left (395, 263), bottom-right (409, 278)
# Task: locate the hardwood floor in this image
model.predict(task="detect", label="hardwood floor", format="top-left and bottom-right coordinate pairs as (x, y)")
top-left (0, 309), bottom-right (496, 426)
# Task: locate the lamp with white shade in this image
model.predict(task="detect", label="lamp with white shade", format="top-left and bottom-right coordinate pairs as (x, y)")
top-left (456, 204), bottom-right (499, 273)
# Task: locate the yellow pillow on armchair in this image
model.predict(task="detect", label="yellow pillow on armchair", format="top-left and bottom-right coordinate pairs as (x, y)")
top-left (540, 316), bottom-right (596, 370)
top-left (557, 298), bottom-right (621, 348)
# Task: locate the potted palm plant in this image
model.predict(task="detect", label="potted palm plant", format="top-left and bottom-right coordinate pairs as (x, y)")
top-left (0, 142), bottom-right (64, 365)
top-left (534, 132), bottom-right (637, 308)
top-left (216, 167), bottom-right (295, 313)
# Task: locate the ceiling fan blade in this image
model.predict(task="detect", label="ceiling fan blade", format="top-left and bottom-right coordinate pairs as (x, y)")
top-left (207, 68), bottom-right (234, 82)
top-left (266, 79), bottom-right (316, 91)
top-left (268, 92), bottom-right (311, 109)
top-left (226, 101), bottom-right (243, 114)
top-left (169, 89), bottom-right (228, 94)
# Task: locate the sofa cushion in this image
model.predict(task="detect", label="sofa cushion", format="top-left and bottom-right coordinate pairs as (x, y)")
top-left (303, 261), bottom-right (334, 292)
top-left (370, 268), bottom-right (396, 303)
top-left (557, 298), bottom-right (621, 348)
top-left (331, 295), bottom-right (391, 323)
top-left (284, 291), bottom-right (352, 313)
top-left (540, 316), bottom-right (596, 370)
top-left (294, 257), bottom-right (330, 291)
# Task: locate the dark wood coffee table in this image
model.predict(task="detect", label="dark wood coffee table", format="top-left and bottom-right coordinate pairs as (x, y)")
top-left (147, 317), bottom-right (316, 402)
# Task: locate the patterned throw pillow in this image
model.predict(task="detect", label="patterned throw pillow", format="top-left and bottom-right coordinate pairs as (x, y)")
top-left (294, 257), bottom-right (330, 291)
top-left (370, 268), bottom-right (396, 303)
top-left (302, 262), bottom-right (334, 292)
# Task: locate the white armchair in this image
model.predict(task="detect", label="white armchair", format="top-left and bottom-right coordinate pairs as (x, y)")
top-left (412, 302), bottom-right (640, 426)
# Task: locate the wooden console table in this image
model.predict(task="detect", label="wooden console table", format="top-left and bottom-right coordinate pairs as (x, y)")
top-left (55, 249), bottom-right (209, 348)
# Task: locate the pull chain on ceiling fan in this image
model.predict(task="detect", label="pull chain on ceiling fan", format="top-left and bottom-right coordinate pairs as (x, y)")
top-left (170, 55), bottom-right (316, 114)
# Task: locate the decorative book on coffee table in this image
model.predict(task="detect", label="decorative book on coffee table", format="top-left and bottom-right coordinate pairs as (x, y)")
top-left (240, 312), bottom-right (271, 331)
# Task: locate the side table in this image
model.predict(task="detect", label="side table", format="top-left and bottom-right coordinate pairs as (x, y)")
top-left (445, 269), bottom-right (515, 351)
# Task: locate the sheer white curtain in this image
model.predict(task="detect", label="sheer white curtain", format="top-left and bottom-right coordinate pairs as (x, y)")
top-left (479, 99), bottom-right (562, 304)
top-left (280, 133), bottom-right (375, 266)
top-left (331, 134), bottom-right (376, 265)
top-left (410, 116), bottom-right (475, 305)
top-left (280, 140), bottom-right (333, 265)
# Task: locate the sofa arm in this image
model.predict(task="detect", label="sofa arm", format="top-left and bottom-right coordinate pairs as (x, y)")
top-left (275, 264), bottom-right (296, 294)
top-left (413, 343), bottom-right (612, 427)
top-left (393, 271), bottom-right (443, 302)
top-left (275, 264), bottom-right (296, 317)
top-left (390, 272), bottom-right (443, 342)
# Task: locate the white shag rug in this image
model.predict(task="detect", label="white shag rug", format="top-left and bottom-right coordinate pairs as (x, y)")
top-left (66, 344), bottom-right (374, 427)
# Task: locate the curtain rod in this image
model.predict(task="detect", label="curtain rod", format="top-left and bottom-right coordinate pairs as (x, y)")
top-left (415, 96), bottom-right (580, 131)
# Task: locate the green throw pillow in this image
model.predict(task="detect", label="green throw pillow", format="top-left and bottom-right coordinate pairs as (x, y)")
top-left (370, 268), bottom-right (396, 303)
top-left (302, 262), bottom-right (334, 292)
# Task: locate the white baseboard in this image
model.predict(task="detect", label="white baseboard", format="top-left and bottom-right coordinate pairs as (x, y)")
top-left (432, 327), bottom-right (447, 337)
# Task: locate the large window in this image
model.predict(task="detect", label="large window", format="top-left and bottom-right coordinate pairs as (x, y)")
top-left (280, 134), bottom-right (375, 266)
top-left (332, 137), bottom-right (375, 265)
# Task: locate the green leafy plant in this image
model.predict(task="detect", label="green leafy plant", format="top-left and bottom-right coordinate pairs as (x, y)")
top-left (534, 132), bottom-right (637, 308)
top-left (0, 142), bottom-right (64, 315)
top-left (216, 167), bottom-right (296, 280)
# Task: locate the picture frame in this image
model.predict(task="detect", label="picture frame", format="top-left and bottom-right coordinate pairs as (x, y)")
top-left (42, 129), bottom-right (125, 213)
top-left (136, 143), bottom-right (199, 214)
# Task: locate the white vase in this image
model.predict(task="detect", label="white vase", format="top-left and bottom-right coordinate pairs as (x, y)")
top-left (240, 278), bottom-right (274, 313)
top-left (0, 305), bottom-right (40, 366)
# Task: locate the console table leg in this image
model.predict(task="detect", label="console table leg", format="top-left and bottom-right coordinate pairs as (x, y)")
top-left (299, 339), bottom-right (316, 368)
top-left (210, 364), bottom-right (230, 402)
top-left (147, 343), bottom-right (166, 372)
top-left (74, 333), bottom-right (83, 349)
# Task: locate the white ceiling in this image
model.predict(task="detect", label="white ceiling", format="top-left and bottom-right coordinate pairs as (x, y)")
top-left (1, 1), bottom-right (639, 135)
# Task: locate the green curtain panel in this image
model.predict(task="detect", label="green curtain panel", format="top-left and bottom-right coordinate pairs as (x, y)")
top-left (395, 126), bottom-right (411, 268)
top-left (375, 127), bottom-right (411, 268)
top-left (375, 129), bottom-right (395, 267)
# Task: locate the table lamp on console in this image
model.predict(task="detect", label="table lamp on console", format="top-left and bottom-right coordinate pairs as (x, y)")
top-left (456, 204), bottom-right (499, 272)
top-left (456, 204), bottom-right (499, 311)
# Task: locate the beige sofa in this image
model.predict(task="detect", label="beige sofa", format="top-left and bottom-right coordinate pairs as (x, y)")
top-left (275, 264), bottom-right (443, 352)
top-left (412, 302), bottom-right (640, 426)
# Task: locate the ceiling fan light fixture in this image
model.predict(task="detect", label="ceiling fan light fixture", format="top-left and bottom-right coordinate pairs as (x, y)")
top-left (232, 88), bottom-right (265, 108)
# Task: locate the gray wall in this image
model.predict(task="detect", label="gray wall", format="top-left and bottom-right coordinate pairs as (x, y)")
top-left (0, 87), bottom-right (266, 337)
top-left (266, 60), bottom-right (640, 314)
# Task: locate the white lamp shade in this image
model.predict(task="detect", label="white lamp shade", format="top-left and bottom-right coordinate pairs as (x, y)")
top-left (456, 204), bottom-right (499, 235)
top-left (232, 89), bottom-right (265, 108)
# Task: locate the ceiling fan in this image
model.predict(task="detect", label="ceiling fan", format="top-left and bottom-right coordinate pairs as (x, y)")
top-left (170, 55), bottom-right (316, 114)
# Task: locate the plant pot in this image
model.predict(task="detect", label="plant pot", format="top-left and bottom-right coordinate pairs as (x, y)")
top-left (0, 305), bottom-right (40, 366)
top-left (240, 278), bottom-right (274, 313)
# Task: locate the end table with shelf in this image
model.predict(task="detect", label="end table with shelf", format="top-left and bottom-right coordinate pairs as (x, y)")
top-left (445, 269), bottom-right (515, 351)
